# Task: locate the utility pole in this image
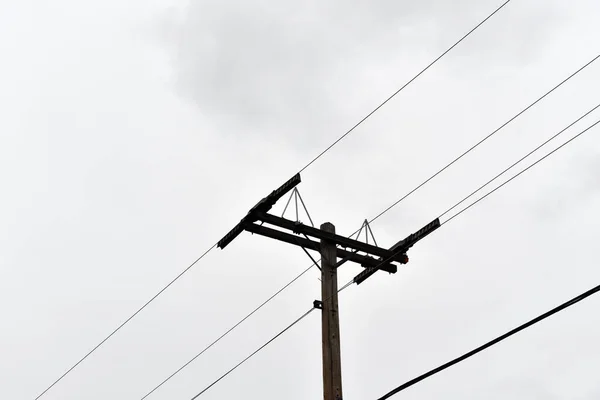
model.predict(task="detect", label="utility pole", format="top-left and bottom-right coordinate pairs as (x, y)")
top-left (216, 174), bottom-right (440, 400)
top-left (320, 222), bottom-right (342, 400)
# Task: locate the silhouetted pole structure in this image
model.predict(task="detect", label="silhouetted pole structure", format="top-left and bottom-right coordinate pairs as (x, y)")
top-left (217, 173), bottom-right (440, 400)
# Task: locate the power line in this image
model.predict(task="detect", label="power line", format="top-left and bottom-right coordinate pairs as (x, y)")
top-left (443, 116), bottom-right (600, 226)
top-left (366, 52), bottom-right (600, 227)
top-left (439, 101), bottom-right (600, 218)
top-left (298, 0), bottom-right (513, 174)
top-left (375, 282), bottom-right (600, 400)
top-left (33, 243), bottom-right (218, 400)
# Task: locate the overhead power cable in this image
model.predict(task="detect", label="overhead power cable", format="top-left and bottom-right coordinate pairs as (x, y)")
top-left (375, 282), bottom-right (600, 399)
top-left (33, 243), bottom-right (218, 400)
top-left (439, 102), bottom-right (600, 219)
top-left (298, 0), bottom-right (513, 173)
top-left (443, 116), bottom-right (600, 225)
top-left (366, 52), bottom-right (600, 227)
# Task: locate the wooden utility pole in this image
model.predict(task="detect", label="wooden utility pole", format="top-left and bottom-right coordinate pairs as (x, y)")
top-left (217, 173), bottom-right (440, 399)
top-left (320, 222), bottom-right (343, 400)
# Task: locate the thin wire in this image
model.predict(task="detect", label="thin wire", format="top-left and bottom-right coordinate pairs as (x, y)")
top-left (376, 282), bottom-right (600, 399)
top-left (190, 307), bottom-right (316, 400)
top-left (366, 52), bottom-right (600, 227)
top-left (439, 102), bottom-right (600, 218)
top-left (139, 262), bottom-right (316, 399)
top-left (443, 117), bottom-right (600, 226)
top-left (33, 243), bottom-right (218, 400)
top-left (298, 0), bottom-right (513, 174)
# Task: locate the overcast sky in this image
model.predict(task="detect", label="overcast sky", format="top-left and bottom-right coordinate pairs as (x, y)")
top-left (2, 0), bottom-right (600, 399)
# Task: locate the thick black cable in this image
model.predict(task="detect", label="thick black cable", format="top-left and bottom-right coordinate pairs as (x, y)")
top-left (33, 243), bottom-right (218, 400)
top-left (443, 117), bottom-right (600, 226)
top-left (376, 282), bottom-right (600, 399)
top-left (298, 0), bottom-right (513, 173)
top-left (139, 262), bottom-right (315, 399)
top-left (189, 307), bottom-right (316, 399)
top-left (366, 52), bottom-right (600, 227)
top-left (440, 102), bottom-right (600, 218)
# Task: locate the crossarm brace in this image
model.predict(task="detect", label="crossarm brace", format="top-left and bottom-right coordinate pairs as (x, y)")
top-left (256, 212), bottom-right (407, 264)
top-left (245, 223), bottom-right (397, 274)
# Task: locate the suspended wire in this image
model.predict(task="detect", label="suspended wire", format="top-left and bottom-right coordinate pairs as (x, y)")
top-left (376, 282), bottom-right (600, 399)
top-left (298, 0), bottom-right (513, 174)
top-left (366, 52), bottom-right (600, 227)
top-left (443, 117), bottom-right (600, 226)
top-left (33, 243), bottom-right (218, 400)
top-left (440, 101), bottom-right (600, 218)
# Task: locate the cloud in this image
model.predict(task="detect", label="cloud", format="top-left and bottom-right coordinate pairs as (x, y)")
top-left (155, 0), bottom-right (566, 148)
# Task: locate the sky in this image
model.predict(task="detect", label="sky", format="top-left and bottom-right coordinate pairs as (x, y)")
top-left (1, 0), bottom-right (600, 399)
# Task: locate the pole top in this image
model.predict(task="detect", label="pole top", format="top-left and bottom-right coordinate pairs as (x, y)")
top-left (321, 222), bottom-right (335, 232)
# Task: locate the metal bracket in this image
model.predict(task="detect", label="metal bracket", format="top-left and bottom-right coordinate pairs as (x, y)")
top-left (313, 300), bottom-right (323, 310)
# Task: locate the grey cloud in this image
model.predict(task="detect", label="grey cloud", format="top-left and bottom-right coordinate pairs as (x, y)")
top-left (156, 0), bottom-right (565, 149)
